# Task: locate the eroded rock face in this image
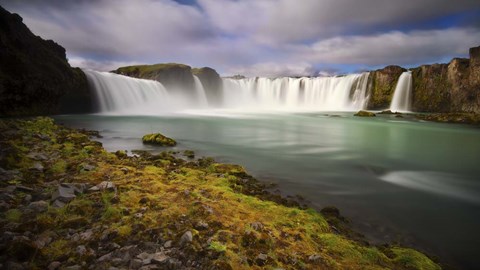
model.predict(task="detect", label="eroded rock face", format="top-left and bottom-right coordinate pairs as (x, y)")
top-left (0, 6), bottom-right (91, 116)
top-left (112, 63), bottom-right (195, 93)
top-left (366, 45), bottom-right (480, 113)
top-left (367, 65), bottom-right (406, 109)
top-left (192, 67), bottom-right (223, 106)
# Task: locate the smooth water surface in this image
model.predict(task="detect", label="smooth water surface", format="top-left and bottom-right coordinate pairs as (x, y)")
top-left (55, 112), bottom-right (480, 269)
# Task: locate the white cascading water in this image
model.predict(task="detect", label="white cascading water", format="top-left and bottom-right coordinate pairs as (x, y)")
top-left (193, 75), bottom-right (209, 107)
top-left (222, 73), bottom-right (370, 111)
top-left (390, 71), bottom-right (412, 112)
top-left (84, 69), bottom-right (371, 114)
top-left (84, 70), bottom-right (210, 114)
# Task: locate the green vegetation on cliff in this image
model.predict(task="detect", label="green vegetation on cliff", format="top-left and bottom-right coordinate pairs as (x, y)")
top-left (367, 66), bottom-right (405, 109)
top-left (114, 63), bottom-right (191, 78)
top-left (0, 117), bottom-right (441, 269)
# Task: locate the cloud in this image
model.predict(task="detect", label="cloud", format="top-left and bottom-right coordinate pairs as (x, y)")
top-left (3, 0), bottom-right (214, 60)
top-left (198, 0), bottom-right (480, 44)
top-left (301, 27), bottom-right (480, 66)
top-left (1, 0), bottom-right (480, 76)
top-left (227, 62), bottom-right (316, 77)
top-left (67, 56), bottom-right (140, 72)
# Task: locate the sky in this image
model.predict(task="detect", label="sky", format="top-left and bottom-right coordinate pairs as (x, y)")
top-left (2, 0), bottom-right (480, 77)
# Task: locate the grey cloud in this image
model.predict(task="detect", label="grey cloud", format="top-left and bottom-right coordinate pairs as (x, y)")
top-left (1, 0), bottom-right (479, 76)
top-left (304, 27), bottom-right (480, 66)
top-left (227, 62), bottom-right (316, 78)
top-left (199, 0), bottom-right (480, 43)
top-left (1, 0), bottom-right (215, 59)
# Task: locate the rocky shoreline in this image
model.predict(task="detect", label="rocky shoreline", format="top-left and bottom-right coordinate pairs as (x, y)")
top-left (0, 117), bottom-right (441, 269)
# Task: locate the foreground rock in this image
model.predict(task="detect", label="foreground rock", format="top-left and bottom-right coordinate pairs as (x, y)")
top-left (0, 117), bottom-right (441, 269)
top-left (142, 133), bottom-right (177, 146)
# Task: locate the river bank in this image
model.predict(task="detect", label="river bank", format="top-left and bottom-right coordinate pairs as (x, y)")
top-left (0, 117), bottom-right (441, 269)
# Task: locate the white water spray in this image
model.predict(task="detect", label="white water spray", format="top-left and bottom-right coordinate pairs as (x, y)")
top-left (193, 75), bottom-right (209, 107)
top-left (390, 71), bottom-right (412, 112)
top-left (84, 69), bottom-right (371, 114)
top-left (222, 73), bottom-right (370, 111)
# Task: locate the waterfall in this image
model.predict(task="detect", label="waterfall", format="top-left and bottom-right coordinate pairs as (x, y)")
top-left (390, 71), bottom-right (412, 112)
top-left (222, 73), bottom-right (370, 111)
top-left (84, 70), bottom-right (207, 114)
top-left (193, 75), bottom-right (209, 107)
top-left (84, 69), bottom-right (371, 114)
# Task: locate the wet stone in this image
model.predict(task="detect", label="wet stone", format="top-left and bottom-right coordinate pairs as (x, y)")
top-left (179, 231), bottom-right (193, 246)
top-left (88, 181), bottom-right (116, 192)
top-left (256, 253), bottom-right (269, 266)
top-left (28, 200), bottom-right (48, 213)
top-left (130, 259), bottom-right (143, 269)
top-left (48, 261), bottom-right (61, 270)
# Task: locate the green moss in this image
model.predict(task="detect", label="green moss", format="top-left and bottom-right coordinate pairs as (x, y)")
top-left (115, 63), bottom-right (190, 77)
top-left (142, 133), bottom-right (176, 146)
top-left (183, 150), bottom-right (195, 158)
top-left (0, 117), bottom-right (442, 270)
top-left (209, 241), bottom-right (227, 253)
top-left (50, 159), bottom-right (67, 174)
top-left (42, 239), bottom-right (70, 260)
top-left (5, 208), bottom-right (22, 222)
top-left (391, 247), bottom-right (441, 270)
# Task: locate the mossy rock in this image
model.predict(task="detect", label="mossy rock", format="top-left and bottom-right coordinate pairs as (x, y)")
top-left (142, 133), bottom-right (177, 146)
top-left (183, 150), bottom-right (195, 158)
top-left (354, 110), bottom-right (376, 117)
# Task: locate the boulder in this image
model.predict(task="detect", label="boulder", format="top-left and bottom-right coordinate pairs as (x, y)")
top-left (28, 200), bottom-right (48, 213)
top-left (51, 183), bottom-right (86, 203)
top-left (179, 231), bottom-right (193, 246)
top-left (354, 110), bottom-right (376, 117)
top-left (142, 133), bottom-right (176, 146)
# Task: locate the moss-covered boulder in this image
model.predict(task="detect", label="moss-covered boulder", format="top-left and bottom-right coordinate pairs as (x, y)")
top-left (354, 110), bottom-right (376, 117)
top-left (142, 133), bottom-right (177, 146)
top-left (0, 6), bottom-right (92, 116)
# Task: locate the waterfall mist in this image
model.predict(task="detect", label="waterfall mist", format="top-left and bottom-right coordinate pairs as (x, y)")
top-left (84, 69), bottom-right (371, 115)
top-left (390, 71), bottom-right (413, 112)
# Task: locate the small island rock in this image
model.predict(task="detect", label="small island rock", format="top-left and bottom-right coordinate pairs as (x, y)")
top-left (142, 133), bottom-right (176, 146)
top-left (354, 110), bottom-right (376, 117)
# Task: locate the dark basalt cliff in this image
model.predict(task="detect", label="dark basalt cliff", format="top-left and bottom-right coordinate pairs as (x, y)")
top-left (0, 6), bottom-right (91, 116)
top-left (192, 67), bottom-right (222, 106)
top-left (113, 63), bottom-right (195, 93)
top-left (367, 46), bottom-right (480, 113)
top-left (113, 64), bottom-right (223, 106)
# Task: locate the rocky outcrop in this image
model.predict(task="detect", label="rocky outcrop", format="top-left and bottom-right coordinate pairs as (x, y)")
top-left (367, 46), bottom-right (480, 113)
top-left (366, 65), bottom-right (406, 109)
top-left (113, 64), bottom-right (224, 106)
top-left (192, 67), bottom-right (223, 106)
top-left (112, 63), bottom-right (195, 93)
top-left (0, 6), bottom-right (91, 116)
top-left (411, 47), bottom-right (480, 113)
